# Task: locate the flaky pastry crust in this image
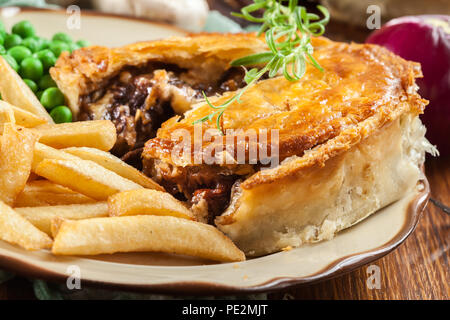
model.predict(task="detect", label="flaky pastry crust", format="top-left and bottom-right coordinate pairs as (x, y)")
top-left (142, 34), bottom-right (426, 188)
top-left (50, 33), bottom-right (267, 117)
top-left (52, 34), bottom-right (431, 256)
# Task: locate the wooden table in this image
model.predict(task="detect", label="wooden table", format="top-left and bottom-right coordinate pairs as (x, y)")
top-left (0, 156), bottom-right (448, 300)
top-left (270, 156), bottom-right (450, 300)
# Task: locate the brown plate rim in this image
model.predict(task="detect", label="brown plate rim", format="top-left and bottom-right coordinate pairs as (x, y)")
top-left (0, 178), bottom-right (430, 295)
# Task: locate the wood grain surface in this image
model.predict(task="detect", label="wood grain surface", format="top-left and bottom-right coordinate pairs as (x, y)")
top-left (270, 156), bottom-right (450, 300)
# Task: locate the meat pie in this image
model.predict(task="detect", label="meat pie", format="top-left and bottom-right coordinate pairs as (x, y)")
top-left (51, 34), bottom-right (435, 256)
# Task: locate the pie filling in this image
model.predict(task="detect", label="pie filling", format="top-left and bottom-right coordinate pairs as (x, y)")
top-left (78, 63), bottom-right (250, 221)
top-left (144, 159), bottom-right (255, 223)
top-left (79, 63), bottom-right (247, 158)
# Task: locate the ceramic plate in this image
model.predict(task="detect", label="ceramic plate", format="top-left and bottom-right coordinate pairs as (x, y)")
top-left (0, 8), bottom-right (430, 295)
top-left (0, 179), bottom-right (429, 295)
top-left (0, 7), bottom-right (187, 47)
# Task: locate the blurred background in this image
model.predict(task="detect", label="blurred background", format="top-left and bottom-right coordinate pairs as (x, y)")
top-left (34, 0), bottom-right (447, 155)
top-left (37, 0), bottom-right (450, 42)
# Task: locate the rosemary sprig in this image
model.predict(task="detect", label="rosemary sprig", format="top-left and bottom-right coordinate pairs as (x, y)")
top-left (194, 0), bottom-right (329, 134)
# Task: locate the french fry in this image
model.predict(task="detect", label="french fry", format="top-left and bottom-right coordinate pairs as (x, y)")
top-left (0, 56), bottom-right (53, 123)
top-left (27, 172), bottom-right (40, 182)
top-left (51, 215), bottom-right (245, 262)
top-left (11, 104), bottom-right (48, 128)
top-left (15, 180), bottom-right (95, 207)
top-left (0, 124), bottom-right (38, 205)
top-left (33, 120), bottom-right (117, 151)
top-left (0, 101), bottom-right (15, 133)
top-left (0, 101), bottom-right (46, 131)
top-left (35, 159), bottom-right (142, 200)
top-left (16, 202), bottom-right (108, 235)
top-left (108, 189), bottom-right (194, 220)
top-left (0, 200), bottom-right (52, 250)
top-left (32, 142), bottom-right (80, 171)
top-left (63, 147), bottom-right (163, 190)
top-left (51, 217), bottom-right (65, 238)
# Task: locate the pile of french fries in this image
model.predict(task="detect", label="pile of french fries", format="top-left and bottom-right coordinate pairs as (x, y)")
top-left (0, 56), bottom-right (245, 263)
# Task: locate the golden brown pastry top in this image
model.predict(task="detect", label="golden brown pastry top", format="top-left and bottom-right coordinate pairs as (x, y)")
top-left (50, 33), bottom-right (267, 116)
top-left (51, 33), bottom-right (426, 190)
top-left (142, 35), bottom-right (426, 182)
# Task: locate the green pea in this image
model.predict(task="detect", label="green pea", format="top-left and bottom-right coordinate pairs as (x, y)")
top-left (38, 74), bottom-right (56, 90)
top-left (23, 79), bottom-right (38, 93)
top-left (52, 32), bottom-right (72, 44)
top-left (0, 20), bottom-right (6, 39)
top-left (21, 37), bottom-right (39, 52)
top-left (1, 54), bottom-right (19, 72)
top-left (0, 33), bottom-right (4, 46)
top-left (49, 41), bottom-right (69, 57)
top-left (35, 37), bottom-right (50, 51)
top-left (4, 34), bottom-right (22, 49)
top-left (7, 46), bottom-right (32, 64)
top-left (0, 45), bottom-right (6, 55)
top-left (76, 40), bottom-right (90, 48)
top-left (12, 20), bottom-right (36, 39)
top-left (34, 49), bottom-right (56, 71)
top-left (36, 90), bottom-right (44, 100)
top-left (68, 42), bottom-right (80, 53)
top-left (50, 105), bottom-right (72, 123)
top-left (40, 87), bottom-right (65, 110)
top-left (20, 57), bottom-right (43, 81)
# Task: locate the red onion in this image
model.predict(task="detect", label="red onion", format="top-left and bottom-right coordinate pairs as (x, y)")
top-left (366, 15), bottom-right (450, 156)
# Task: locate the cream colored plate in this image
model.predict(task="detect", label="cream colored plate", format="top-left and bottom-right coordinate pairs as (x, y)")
top-left (0, 7), bottom-right (186, 47)
top-left (0, 180), bottom-right (428, 294)
top-left (0, 8), bottom-right (430, 295)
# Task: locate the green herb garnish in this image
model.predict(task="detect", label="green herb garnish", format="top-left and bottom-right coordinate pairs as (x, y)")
top-left (194, 0), bottom-right (329, 134)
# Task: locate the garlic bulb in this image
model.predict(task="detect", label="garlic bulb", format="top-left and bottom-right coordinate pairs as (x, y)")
top-left (92, 0), bottom-right (209, 32)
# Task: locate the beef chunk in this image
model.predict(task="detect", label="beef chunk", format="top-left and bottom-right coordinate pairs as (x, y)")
top-left (79, 65), bottom-right (246, 159)
top-left (80, 69), bottom-right (197, 157)
top-left (144, 159), bottom-right (254, 223)
top-left (121, 147), bottom-right (143, 171)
